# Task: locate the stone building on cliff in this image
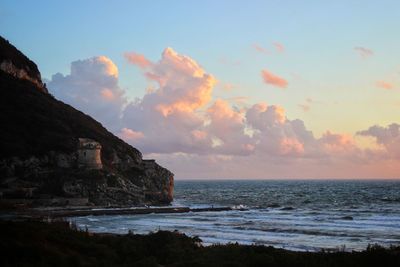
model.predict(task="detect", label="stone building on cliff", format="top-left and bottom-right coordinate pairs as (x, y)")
top-left (77, 138), bottom-right (103, 169)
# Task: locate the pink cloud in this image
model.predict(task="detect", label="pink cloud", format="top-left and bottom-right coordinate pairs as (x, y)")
top-left (354, 46), bottom-right (374, 58)
top-left (253, 43), bottom-right (268, 54)
top-left (320, 131), bottom-right (356, 153)
top-left (245, 103), bottom-right (313, 157)
top-left (124, 52), bottom-right (152, 69)
top-left (191, 130), bottom-right (207, 140)
top-left (246, 103), bottom-right (286, 128)
top-left (119, 128), bottom-right (145, 140)
top-left (273, 42), bottom-right (285, 53)
top-left (207, 99), bottom-right (244, 134)
top-left (280, 138), bottom-right (304, 155)
top-left (47, 49), bottom-right (400, 179)
top-left (206, 99), bottom-right (252, 156)
top-left (101, 88), bottom-right (115, 100)
top-left (122, 47), bottom-right (216, 154)
top-left (142, 47), bottom-right (217, 116)
top-left (261, 69), bottom-right (288, 88)
top-left (376, 80), bottom-right (394, 90)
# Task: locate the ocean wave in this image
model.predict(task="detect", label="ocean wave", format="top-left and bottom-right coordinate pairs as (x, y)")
top-left (231, 204), bottom-right (248, 210)
top-left (71, 180), bottom-right (400, 251)
top-left (381, 197), bottom-right (400, 202)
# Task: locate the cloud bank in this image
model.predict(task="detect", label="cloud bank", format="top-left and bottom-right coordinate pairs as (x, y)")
top-left (47, 49), bottom-right (400, 178)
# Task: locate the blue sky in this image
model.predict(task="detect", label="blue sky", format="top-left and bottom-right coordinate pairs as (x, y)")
top-left (1, 1), bottom-right (400, 178)
top-left (2, 1), bottom-right (399, 135)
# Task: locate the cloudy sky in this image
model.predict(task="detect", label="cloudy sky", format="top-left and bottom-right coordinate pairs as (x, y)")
top-left (1, 1), bottom-right (400, 179)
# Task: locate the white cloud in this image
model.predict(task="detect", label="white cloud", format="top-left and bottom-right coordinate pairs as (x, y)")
top-left (48, 56), bottom-right (126, 131)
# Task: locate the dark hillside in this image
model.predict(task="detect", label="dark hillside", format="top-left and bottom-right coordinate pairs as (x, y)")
top-left (0, 71), bottom-right (141, 166)
top-left (0, 36), bottom-right (173, 206)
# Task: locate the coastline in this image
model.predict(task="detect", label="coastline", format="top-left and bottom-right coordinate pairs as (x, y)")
top-left (3, 180), bottom-right (400, 252)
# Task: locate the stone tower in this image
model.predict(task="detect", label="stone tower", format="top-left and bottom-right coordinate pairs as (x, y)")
top-left (77, 138), bottom-right (103, 169)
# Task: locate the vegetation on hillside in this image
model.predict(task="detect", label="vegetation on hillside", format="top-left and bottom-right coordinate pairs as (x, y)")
top-left (0, 71), bottom-right (141, 166)
top-left (0, 35), bottom-right (142, 164)
top-left (0, 221), bottom-right (399, 267)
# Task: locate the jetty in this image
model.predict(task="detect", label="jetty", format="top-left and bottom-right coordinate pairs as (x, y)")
top-left (3, 206), bottom-right (247, 220)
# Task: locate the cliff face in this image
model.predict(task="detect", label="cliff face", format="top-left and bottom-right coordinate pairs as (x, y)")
top-left (0, 37), bottom-right (47, 93)
top-left (0, 36), bottom-right (174, 207)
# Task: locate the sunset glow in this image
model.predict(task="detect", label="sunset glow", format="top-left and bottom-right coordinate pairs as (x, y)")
top-left (2, 0), bottom-right (399, 179)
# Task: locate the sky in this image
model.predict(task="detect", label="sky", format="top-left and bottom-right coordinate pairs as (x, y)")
top-left (1, 0), bottom-right (400, 179)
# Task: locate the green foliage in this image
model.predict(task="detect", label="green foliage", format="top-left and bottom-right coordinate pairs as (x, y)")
top-left (0, 221), bottom-right (399, 267)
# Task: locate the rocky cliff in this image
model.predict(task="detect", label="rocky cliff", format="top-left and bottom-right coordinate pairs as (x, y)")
top-left (0, 38), bottom-right (47, 93)
top-left (0, 36), bottom-right (173, 207)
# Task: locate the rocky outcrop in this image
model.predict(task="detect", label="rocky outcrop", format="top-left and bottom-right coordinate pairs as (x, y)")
top-left (0, 146), bottom-right (173, 206)
top-left (0, 60), bottom-right (47, 93)
top-left (0, 36), bottom-right (47, 93)
top-left (0, 36), bottom-right (174, 207)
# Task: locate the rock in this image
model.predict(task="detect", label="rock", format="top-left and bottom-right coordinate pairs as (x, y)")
top-left (0, 60), bottom-right (47, 93)
top-left (55, 153), bottom-right (73, 168)
top-left (340, 216), bottom-right (354, 220)
top-left (281, 206), bottom-right (294, 211)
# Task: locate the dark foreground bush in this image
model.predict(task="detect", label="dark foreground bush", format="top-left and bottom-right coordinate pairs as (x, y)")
top-left (0, 221), bottom-right (399, 267)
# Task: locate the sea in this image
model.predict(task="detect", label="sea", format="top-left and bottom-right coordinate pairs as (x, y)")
top-left (71, 180), bottom-right (400, 251)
